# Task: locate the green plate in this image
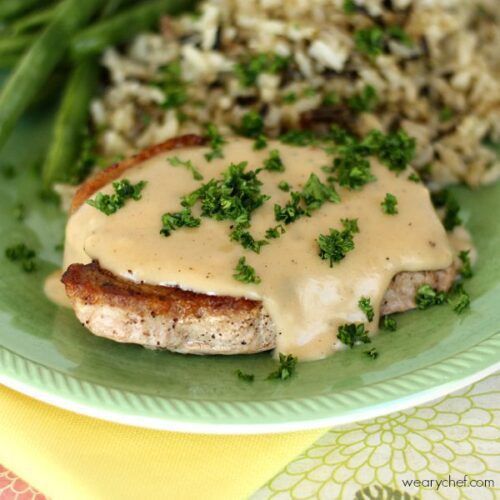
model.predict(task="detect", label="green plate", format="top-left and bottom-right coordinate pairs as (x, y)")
top-left (0, 104), bottom-right (498, 434)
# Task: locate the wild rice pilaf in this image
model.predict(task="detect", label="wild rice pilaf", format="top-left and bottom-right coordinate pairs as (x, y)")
top-left (90, 0), bottom-right (500, 187)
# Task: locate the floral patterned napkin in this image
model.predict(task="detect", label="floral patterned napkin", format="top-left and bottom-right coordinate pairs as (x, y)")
top-left (253, 373), bottom-right (499, 499)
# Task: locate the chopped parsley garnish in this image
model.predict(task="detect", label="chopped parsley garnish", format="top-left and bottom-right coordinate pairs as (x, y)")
top-left (439, 106), bottom-right (454, 122)
top-left (337, 323), bottom-right (370, 348)
top-left (283, 92), bottom-right (297, 104)
top-left (381, 193), bottom-right (398, 215)
top-left (160, 208), bottom-right (201, 237)
top-left (355, 26), bottom-right (413, 58)
top-left (362, 130), bottom-right (416, 172)
top-left (448, 283), bottom-right (471, 314)
top-left (183, 161), bottom-right (269, 226)
top-left (204, 123), bottom-right (226, 161)
top-left (354, 27), bottom-right (385, 58)
top-left (233, 257), bottom-right (261, 284)
top-left (408, 172), bottom-right (421, 183)
top-left (234, 52), bottom-right (290, 87)
top-left (415, 284), bottom-right (447, 310)
top-left (253, 134), bottom-right (268, 150)
top-left (322, 91), bottom-right (339, 106)
top-left (236, 369), bottom-right (255, 382)
top-left (341, 218), bottom-right (359, 234)
top-left (263, 149), bottom-right (285, 172)
top-left (365, 347), bottom-right (379, 360)
top-left (267, 353), bottom-right (298, 381)
top-left (347, 85), bottom-right (378, 112)
top-left (240, 111), bottom-right (265, 138)
top-left (87, 179), bottom-right (147, 215)
top-left (332, 153), bottom-right (375, 190)
top-left (278, 180), bottom-right (291, 192)
top-left (317, 219), bottom-right (357, 267)
top-left (431, 189), bottom-right (462, 231)
top-left (279, 130), bottom-right (317, 147)
top-left (5, 243), bottom-right (37, 272)
top-left (168, 156), bottom-right (203, 181)
top-left (230, 225), bottom-right (268, 253)
top-left (382, 315), bottom-right (397, 331)
top-left (301, 173), bottom-right (340, 210)
top-left (343, 0), bottom-right (357, 14)
top-left (265, 224), bottom-right (285, 239)
top-left (156, 60), bottom-right (187, 109)
top-left (359, 297), bottom-right (374, 322)
top-left (458, 250), bottom-right (473, 279)
top-left (386, 25), bottom-right (413, 47)
top-left (274, 191), bottom-right (305, 224)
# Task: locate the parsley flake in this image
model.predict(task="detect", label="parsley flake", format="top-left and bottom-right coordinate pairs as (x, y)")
top-left (408, 172), bottom-right (421, 183)
top-left (204, 123), bottom-right (226, 161)
top-left (236, 369), bottom-right (255, 382)
top-left (267, 353), bottom-right (298, 381)
top-left (355, 27), bottom-right (385, 58)
top-left (458, 250), bottom-right (473, 279)
top-left (347, 84), bottom-right (378, 113)
top-left (263, 149), bottom-right (285, 172)
top-left (337, 323), bottom-right (371, 348)
top-left (240, 111), bottom-right (264, 138)
top-left (265, 224), bottom-right (285, 239)
top-left (431, 190), bottom-right (462, 231)
top-left (448, 283), bottom-right (471, 314)
top-left (332, 152), bottom-right (376, 190)
top-left (233, 257), bottom-right (261, 284)
top-left (279, 130), bottom-right (317, 147)
top-left (381, 193), bottom-right (398, 215)
top-left (341, 218), bottom-right (359, 234)
top-left (274, 191), bottom-right (305, 224)
top-left (5, 243), bottom-right (37, 272)
top-left (87, 179), bottom-right (147, 215)
top-left (278, 180), bottom-right (291, 192)
top-left (382, 315), bottom-right (397, 331)
top-left (234, 53), bottom-right (290, 87)
top-left (415, 284), bottom-right (447, 310)
top-left (317, 222), bottom-right (357, 267)
top-left (183, 162), bottom-right (269, 227)
top-left (160, 208), bottom-right (201, 237)
top-left (253, 134), bottom-right (268, 150)
top-left (155, 60), bottom-right (187, 109)
top-left (365, 347), bottom-right (379, 360)
top-left (301, 173), bottom-right (340, 211)
top-left (359, 296), bottom-right (374, 322)
top-left (168, 156), bottom-right (203, 181)
top-left (230, 225), bottom-right (268, 253)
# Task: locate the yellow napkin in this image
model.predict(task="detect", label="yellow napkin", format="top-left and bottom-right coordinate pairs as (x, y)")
top-left (0, 384), bottom-right (325, 500)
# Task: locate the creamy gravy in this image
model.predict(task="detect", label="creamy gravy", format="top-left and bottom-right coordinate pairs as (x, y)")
top-left (61, 137), bottom-right (453, 360)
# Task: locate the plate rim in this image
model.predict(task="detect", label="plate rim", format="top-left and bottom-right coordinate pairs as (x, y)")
top-left (0, 331), bottom-right (498, 434)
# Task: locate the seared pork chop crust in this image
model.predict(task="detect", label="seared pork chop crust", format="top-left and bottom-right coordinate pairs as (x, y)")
top-left (70, 134), bottom-right (206, 214)
top-left (62, 262), bottom-right (456, 354)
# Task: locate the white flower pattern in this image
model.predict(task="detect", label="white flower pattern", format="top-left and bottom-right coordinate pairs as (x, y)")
top-left (253, 373), bottom-right (500, 500)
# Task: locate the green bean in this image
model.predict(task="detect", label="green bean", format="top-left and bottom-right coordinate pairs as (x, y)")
top-left (10, 5), bottom-right (56, 34)
top-left (71, 0), bottom-right (196, 58)
top-left (0, 0), bottom-right (49, 22)
top-left (42, 58), bottom-right (98, 186)
top-left (0, 0), bottom-right (101, 151)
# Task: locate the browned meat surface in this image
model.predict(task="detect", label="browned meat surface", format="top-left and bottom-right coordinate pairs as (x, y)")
top-left (62, 262), bottom-right (456, 354)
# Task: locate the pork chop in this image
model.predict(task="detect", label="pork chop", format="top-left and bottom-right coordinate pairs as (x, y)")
top-left (62, 135), bottom-right (457, 354)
